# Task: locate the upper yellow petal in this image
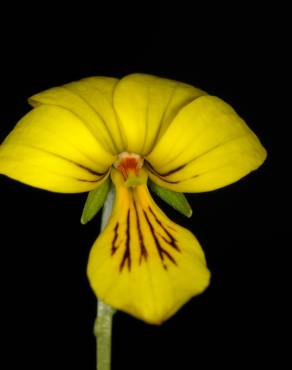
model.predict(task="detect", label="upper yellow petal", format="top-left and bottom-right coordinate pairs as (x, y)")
top-left (0, 105), bottom-right (115, 192)
top-left (87, 169), bottom-right (210, 324)
top-left (29, 77), bottom-right (124, 154)
top-left (113, 73), bottom-right (206, 155)
top-left (146, 95), bottom-right (267, 192)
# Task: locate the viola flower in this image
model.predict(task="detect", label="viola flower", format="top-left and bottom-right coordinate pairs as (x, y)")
top-left (0, 73), bottom-right (266, 324)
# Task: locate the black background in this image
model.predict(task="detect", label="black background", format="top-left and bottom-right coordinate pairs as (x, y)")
top-left (0, 3), bottom-right (287, 370)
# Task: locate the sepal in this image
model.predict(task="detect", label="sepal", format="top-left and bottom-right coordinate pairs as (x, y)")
top-left (148, 180), bottom-right (192, 217)
top-left (81, 177), bottom-right (111, 224)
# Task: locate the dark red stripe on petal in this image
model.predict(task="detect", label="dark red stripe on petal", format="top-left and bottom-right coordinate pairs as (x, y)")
top-left (148, 206), bottom-right (180, 252)
top-left (133, 200), bottom-right (148, 264)
top-left (146, 162), bottom-right (181, 183)
top-left (25, 144), bottom-right (108, 177)
top-left (111, 223), bottom-right (119, 256)
top-left (120, 209), bottom-right (131, 272)
top-left (143, 210), bottom-right (177, 270)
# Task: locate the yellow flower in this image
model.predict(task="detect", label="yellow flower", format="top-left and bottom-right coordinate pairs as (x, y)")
top-left (0, 73), bottom-right (267, 324)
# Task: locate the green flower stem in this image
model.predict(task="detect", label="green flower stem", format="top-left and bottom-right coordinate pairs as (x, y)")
top-left (94, 186), bottom-right (116, 370)
top-left (94, 301), bottom-right (115, 370)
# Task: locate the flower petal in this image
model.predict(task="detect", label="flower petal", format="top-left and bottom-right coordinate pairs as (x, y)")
top-left (146, 95), bottom-right (267, 192)
top-left (87, 169), bottom-right (210, 324)
top-left (113, 73), bottom-right (206, 155)
top-left (0, 105), bottom-right (115, 192)
top-left (29, 77), bottom-right (124, 154)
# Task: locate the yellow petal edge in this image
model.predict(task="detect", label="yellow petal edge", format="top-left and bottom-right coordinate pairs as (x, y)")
top-left (146, 95), bottom-right (267, 192)
top-left (0, 105), bottom-right (115, 192)
top-left (87, 169), bottom-right (210, 324)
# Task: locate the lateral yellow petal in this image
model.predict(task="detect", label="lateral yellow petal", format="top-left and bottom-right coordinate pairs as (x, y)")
top-left (113, 73), bottom-right (206, 155)
top-left (0, 105), bottom-right (114, 192)
top-left (146, 95), bottom-right (267, 192)
top-left (87, 169), bottom-right (210, 324)
top-left (29, 77), bottom-right (124, 154)
top-left (63, 77), bottom-right (125, 153)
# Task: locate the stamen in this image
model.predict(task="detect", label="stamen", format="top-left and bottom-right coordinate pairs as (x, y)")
top-left (114, 152), bottom-right (144, 180)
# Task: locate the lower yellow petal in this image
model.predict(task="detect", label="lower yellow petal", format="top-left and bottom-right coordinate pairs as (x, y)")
top-left (0, 105), bottom-right (114, 192)
top-left (87, 169), bottom-right (210, 324)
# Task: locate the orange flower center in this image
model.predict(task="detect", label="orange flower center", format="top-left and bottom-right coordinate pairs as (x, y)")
top-left (114, 152), bottom-right (144, 180)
